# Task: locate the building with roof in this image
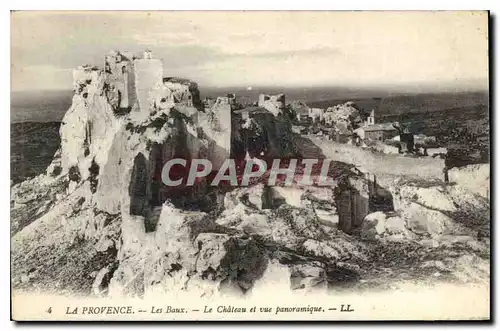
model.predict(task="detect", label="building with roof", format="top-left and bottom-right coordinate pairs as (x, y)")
top-left (354, 123), bottom-right (399, 141)
top-left (308, 107), bottom-right (325, 123)
top-left (363, 109), bottom-right (375, 126)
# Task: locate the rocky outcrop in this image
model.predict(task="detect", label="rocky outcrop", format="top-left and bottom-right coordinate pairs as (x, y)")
top-left (11, 49), bottom-right (372, 298)
top-left (231, 106), bottom-right (297, 160)
top-left (11, 49), bottom-right (490, 299)
top-left (448, 164), bottom-right (490, 199)
top-left (258, 93), bottom-right (286, 116)
top-left (360, 178), bottom-right (491, 243)
top-left (323, 101), bottom-right (363, 132)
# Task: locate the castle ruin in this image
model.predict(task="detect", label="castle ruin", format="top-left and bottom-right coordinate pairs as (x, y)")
top-left (71, 50), bottom-right (298, 215)
top-left (102, 49), bottom-right (163, 114)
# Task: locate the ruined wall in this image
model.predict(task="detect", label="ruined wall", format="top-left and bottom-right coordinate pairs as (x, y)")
top-left (126, 62), bottom-right (137, 110)
top-left (104, 51), bottom-right (136, 111)
top-left (163, 78), bottom-right (202, 109)
top-left (258, 94), bottom-right (269, 105)
top-left (260, 112), bottom-right (295, 158)
top-left (148, 83), bottom-right (176, 111)
top-left (334, 173), bottom-right (372, 234)
top-left (133, 58), bottom-right (163, 113)
top-left (215, 95), bottom-right (236, 106)
top-left (365, 129), bottom-right (399, 141)
top-left (230, 107), bottom-right (297, 161)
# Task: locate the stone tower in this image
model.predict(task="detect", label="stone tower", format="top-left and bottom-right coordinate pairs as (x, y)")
top-left (133, 49), bottom-right (163, 113)
top-left (104, 50), bottom-right (136, 110)
top-left (367, 109), bottom-right (375, 125)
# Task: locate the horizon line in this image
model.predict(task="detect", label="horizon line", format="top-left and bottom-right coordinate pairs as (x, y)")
top-left (11, 82), bottom-right (489, 94)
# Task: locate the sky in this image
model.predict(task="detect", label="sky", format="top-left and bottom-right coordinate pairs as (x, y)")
top-left (11, 11), bottom-right (489, 91)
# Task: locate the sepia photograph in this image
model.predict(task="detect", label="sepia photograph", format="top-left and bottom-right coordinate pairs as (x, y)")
top-left (10, 10), bottom-right (490, 321)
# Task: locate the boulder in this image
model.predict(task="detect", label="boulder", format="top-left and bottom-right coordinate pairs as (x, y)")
top-left (402, 202), bottom-right (454, 236)
top-left (361, 211), bottom-right (387, 239)
top-left (385, 215), bottom-right (407, 234)
top-left (314, 208), bottom-right (339, 227)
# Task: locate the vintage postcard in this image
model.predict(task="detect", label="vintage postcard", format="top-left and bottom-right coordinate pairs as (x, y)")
top-left (10, 11), bottom-right (490, 321)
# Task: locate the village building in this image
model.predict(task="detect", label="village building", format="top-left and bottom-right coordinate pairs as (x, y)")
top-left (363, 109), bottom-right (375, 126)
top-left (354, 123), bottom-right (399, 141)
top-left (295, 107), bottom-right (311, 124)
top-left (308, 108), bottom-right (325, 123)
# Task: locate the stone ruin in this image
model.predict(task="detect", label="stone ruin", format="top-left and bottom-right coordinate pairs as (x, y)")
top-left (60, 50), bottom-right (389, 237)
top-left (66, 50), bottom-right (303, 220)
top-left (258, 93), bottom-right (286, 116)
top-left (12, 48), bottom-right (418, 299)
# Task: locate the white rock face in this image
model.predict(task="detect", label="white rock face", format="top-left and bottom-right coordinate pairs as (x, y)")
top-left (391, 180), bottom-right (489, 237)
top-left (449, 164), bottom-right (490, 199)
top-left (402, 202), bottom-right (455, 236)
top-left (270, 186), bottom-right (304, 207)
top-left (385, 216), bottom-right (407, 234)
top-left (397, 185), bottom-right (458, 213)
top-left (198, 103), bottom-right (231, 170)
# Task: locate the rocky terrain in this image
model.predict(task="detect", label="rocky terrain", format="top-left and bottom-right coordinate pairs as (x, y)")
top-left (11, 161), bottom-right (490, 297)
top-left (11, 55), bottom-right (490, 300)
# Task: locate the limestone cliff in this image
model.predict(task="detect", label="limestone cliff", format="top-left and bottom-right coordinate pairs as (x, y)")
top-left (11, 50), bottom-right (490, 298)
top-left (11, 50), bottom-right (374, 297)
